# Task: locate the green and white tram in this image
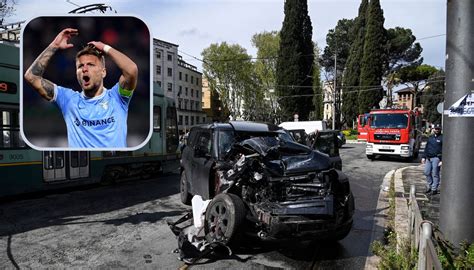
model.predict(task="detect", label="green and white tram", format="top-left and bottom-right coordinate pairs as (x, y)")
top-left (0, 42), bottom-right (179, 199)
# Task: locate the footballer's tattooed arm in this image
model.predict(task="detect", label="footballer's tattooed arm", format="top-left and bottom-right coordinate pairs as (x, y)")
top-left (24, 46), bottom-right (57, 100)
top-left (24, 28), bottom-right (78, 101)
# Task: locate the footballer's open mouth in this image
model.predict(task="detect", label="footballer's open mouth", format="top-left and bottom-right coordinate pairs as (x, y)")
top-left (82, 75), bottom-right (90, 86)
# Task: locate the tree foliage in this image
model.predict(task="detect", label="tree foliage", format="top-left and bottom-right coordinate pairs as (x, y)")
top-left (398, 64), bottom-right (438, 107)
top-left (358, 0), bottom-right (386, 114)
top-left (321, 18), bottom-right (355, 76)
top-left (311, 44), bottom-right (323, 120)
top-left (276, 0), bottom-right (314, 121)
top-left (422, 70), bottom-right (445, 124)
top-left (342, 0), bottom-right (368, 125)
top-left (0, 0), bottom-right (17, 24)
top-left (251, 31), bottom-right (281, 122)
top-left (385, 27), bottom-right (423, 73)
top-left (201, 42), bottom-right (255, 120)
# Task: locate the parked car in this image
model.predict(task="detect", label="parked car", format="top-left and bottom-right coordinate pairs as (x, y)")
top-left (337, 131), bottom-right (346, 148)
top-left (180, 121), bottom-right (354, 244)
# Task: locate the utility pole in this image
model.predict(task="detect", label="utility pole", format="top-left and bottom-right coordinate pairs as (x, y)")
top-left (439, 0), bottom-right (474, 247)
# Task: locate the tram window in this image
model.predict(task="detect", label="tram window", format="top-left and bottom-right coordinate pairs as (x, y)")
top-left (153, 106), bottom-right (162, 132)
top-left (55, 152), bottom-right (65, 169)
top-left (166, 106), bottom-right (178, 153)
top-left (44, 152), bottom-right (53, 170)
top-left (71, 152), bottom-right (79, 168)
top-left (79, 152), bottom-right (88, 167)
top-left (1, 109), bottom-right (25, 149)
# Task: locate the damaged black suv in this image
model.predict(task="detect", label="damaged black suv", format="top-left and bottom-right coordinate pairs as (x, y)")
top-left (180, 121), bottom-right (354, 243)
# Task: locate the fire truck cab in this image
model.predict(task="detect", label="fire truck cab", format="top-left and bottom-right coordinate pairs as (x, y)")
top-left (365, 108), bottom-right (422, 160)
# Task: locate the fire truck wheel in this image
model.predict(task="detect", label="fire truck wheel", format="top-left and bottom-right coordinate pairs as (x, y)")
top-left (367, 155), bottom-right (375, 161)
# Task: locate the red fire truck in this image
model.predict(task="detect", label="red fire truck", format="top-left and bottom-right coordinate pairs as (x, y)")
top-left (357, 113), bottom-right (369, 141)
top-left (365, 108), bottom-right (422, 160)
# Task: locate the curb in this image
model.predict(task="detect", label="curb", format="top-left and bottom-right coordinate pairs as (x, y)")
top-left (364, 169), bottom-right (394, 269)
top-left (365, 165), bottom-right (420, 269)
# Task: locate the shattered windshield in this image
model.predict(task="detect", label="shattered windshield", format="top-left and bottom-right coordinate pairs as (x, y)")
top-left (370, 113), bottom-right (408, 129)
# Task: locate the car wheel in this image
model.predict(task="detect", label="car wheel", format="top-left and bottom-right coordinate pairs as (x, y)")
top-left (180, 170), bottom-right (191, 205)
top-left (367, 155), bottom-right (375, 160)
top-left (204, 193), bottom-right (246, 246)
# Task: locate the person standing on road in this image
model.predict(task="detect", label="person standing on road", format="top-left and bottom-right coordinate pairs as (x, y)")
top-left (422, 124), bottom-right (443, 195)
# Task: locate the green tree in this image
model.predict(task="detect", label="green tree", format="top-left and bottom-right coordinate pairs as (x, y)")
top-left (422, 70), bottom-right (445, 124)
top-left (321, 18), bottom-right (355, 76)
top-left (251, 30), bottom-right (280, 122)
top-left (358, 0), bottom-right (387, 114)
top-left (397, 64), bottom-right (438, 108)
top-left (342, 0), bottom-right (368, 126)
top-left (202, 42), bottom-right (255, 120)
top-left (384, 27), bottom-right (423, 106)
top-left (276, 0), bottom-right (314, 121)
top-left (310, 44), bottom-right (323, 120)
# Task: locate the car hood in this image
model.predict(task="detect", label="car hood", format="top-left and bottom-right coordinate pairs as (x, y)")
top-left (238, 137), bottom-right (332, 175)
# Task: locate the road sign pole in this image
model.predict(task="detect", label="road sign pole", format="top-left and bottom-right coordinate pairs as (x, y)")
top-left (439, 0), bottom-right (474, 247)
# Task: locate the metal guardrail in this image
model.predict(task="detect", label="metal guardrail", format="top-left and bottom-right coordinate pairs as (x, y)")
top-left (408, 185), bottom-right (443, 270)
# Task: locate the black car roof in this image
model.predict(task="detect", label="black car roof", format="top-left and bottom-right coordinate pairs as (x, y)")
top-left (229, 121), bottom-right (282, 132)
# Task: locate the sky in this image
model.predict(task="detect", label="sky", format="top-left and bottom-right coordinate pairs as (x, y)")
top-left (8, 0), bottom-right (447, 73)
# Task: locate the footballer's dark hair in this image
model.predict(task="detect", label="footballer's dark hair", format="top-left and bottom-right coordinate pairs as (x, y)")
top-left (76, 44), bottom-right (105, 66)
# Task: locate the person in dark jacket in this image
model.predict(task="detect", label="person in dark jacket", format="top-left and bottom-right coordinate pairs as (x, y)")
top-left (422, 124), bottom-right (443, 195)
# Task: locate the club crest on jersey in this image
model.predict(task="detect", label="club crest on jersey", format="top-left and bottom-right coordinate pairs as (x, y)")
top-left (99, 101), bottom-right (109, 110)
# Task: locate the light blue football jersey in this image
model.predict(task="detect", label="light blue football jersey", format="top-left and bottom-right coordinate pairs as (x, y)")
top-left (53, 82), bottom-right (133, 148)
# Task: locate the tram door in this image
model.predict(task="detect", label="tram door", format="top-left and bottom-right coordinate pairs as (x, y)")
top-left (43, 151), bottom-right (90, 182)
top-left (43, 151), bottom-right (66, 182)
top-left (69, 151), bottom-right (89, 179)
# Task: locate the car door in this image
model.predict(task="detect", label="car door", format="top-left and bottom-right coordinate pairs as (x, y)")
top-left (190, 129), bottom-right (214, 199)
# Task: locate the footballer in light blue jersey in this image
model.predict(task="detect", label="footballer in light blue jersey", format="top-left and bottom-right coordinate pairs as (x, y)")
top-left (53, 82), bottom-right (133, 148)
top-left (24, 28), bottom-right (138, 149)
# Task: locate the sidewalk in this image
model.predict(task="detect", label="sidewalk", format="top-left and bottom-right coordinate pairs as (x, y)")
top-left (400, 165), bottom-right (440, 226)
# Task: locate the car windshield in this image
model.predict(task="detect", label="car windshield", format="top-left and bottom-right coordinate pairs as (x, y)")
top-left (370, 113), bottom-right (408, 129)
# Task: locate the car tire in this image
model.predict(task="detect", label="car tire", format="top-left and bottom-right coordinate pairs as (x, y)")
top-left (204, 193), bottom-right (246, 246)
top-left (180, 170), bottom-right (191, 205)
top-left (367, 155), bottom-right (375, 160)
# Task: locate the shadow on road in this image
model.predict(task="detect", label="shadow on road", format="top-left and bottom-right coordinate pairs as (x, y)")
top-left (0, 173), bottom-right (186, 237)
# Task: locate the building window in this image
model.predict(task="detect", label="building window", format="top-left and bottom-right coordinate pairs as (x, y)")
top-left (178, 115), bottom-right (183, 125)
top-left (167, 54), bottom-right (172, 61)
top-left (178, 99), bottom-right (182, 109)
top-left (196, 101), bottom-right (199, 110)
top-left (167, 82), bottom-right (172, 92)
top-left (167, 67), bottom-right (172, 77)
top-left (156, 65), bottom-right (161, 75)
top-left (196, 78), bottom-right (199, 86)
top-left (191, 89), bottom-right (194, 97)
top-left (196, 91), bottom-right (199, 98)
top-left (185, 116), bottom-right (189, 125)
top-left (202, 117), bottom-right (205, 123)
top-left (179, 86), bottom-right (182, 97)
top-left (185, 74), bottom-right (188, 82)
top-left (191, 116), bottom-right (194, 125)
top-left (185, 87), bottom-right (188, 96)
top-left (156, 51), bottom-right (161, 59)
top-left (190, 102), bottom-right (193, 110)
top-left (179, 72), bottom-right (182, 80)
top-left (157, 81), bottom-right (162, 87)
top-left (191, 76), bottom-right (194, 84)
top-left (185, 100), bottom-right (188, 110)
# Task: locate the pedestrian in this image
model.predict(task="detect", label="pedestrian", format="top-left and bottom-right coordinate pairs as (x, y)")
top-left (421, 124), bottom-right (443, 195)
top-left (24, 28), bottom-right (138, 148)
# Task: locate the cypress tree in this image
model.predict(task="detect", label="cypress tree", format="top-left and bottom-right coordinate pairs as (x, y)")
top-left (276, 0), bottom-right (314, 121)
top-left (358, 0), bottom-right (387, 114)
top-left (342, 0), bottom-right (368, 125)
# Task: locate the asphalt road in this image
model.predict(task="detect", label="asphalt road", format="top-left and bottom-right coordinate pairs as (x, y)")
top-left (0, 143), bottom-right (419, 269)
